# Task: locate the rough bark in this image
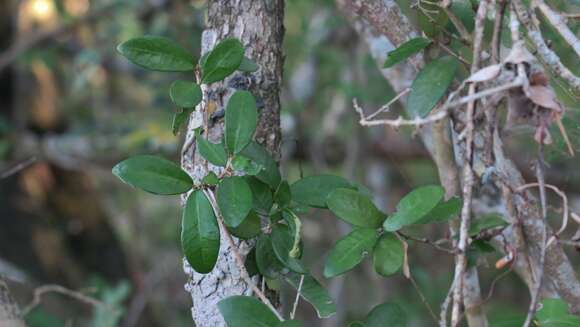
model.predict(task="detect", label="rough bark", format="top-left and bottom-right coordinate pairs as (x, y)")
top-left (180, 1), bottom-right (284, 326)
top-left (0, 276), bottom-right (25, 327)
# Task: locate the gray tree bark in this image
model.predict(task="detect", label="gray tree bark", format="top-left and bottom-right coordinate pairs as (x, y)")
top-left (180, 1), bottom-right (284, 326)
top-left (0, 276), bottom-right (25, 327)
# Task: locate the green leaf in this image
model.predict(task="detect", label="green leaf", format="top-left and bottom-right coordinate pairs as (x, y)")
top-left (324, 228), bottom-right (379, 278)
top-left (365, 302), bottom-right (407, 327)
top-left (117, 36), bottom-right (194, 72)
top-left (286, 273), bottom-right (336, 319)
top-left (383, 38), bottom-right (431, 68)
top-left (327, 189), bottom-right (385, 228)
top-left (181, 190), bottom-right (220, 274)
top-left (274, 181), bottom-right (292, 209)
top-left (218, 296), bottom-right (280, 327)
top-left (536, 298), bottom-right (569, 322)
top-left (276, 321), bottom-right (301, 327)
top-left (169, 80), bottom-right (202, 108)
top-left (415, 197), bottom-right (462, 224)
top-left (348, 322), bottom-right (367, 327)
top-left (232, 156), bottom-right (263, 175)
top-left (256, 234), bottom-right (284, 278)
top-left (245, 247), bottom-right (259, 277)
top-left (245, 176), bottom-right (274, 213)
top-left (290, 175), bottom-right (352, 208)
top-left (469, 214), bottom-right (508, 236)
top-left (406, 56), bottom-right (458, 118)
top-left (271, 224), bottom-right (307, 274)
top-left (383, 185), bottom-right (445, 232)
top-left (373, 233), bottom-right (404, 277)
top-left (238, 56), bottom-right (259, 72)
top-left (241, 142), bottom-right (281, 189)
top-left (202, 172), bottom-right (220, 185)
top-left (112, 155), bottom-right (192, 195)
top-left (172, 107), bottom-right (194, 135)
top-left (229, 211), bottom-right (261, 240)
top-left (225, 91), bottom-right (258, 154)
top-left (201, 38), bottom-right (244, 84)
top-left (197, 137), bottom-right (228, 167)
top-left (217, 176), bottom-right (253, 227)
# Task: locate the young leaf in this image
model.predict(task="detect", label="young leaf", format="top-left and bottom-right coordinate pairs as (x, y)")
top-left (229, 211), bottom-right (261, 240)
top-left (383, 37), bottom-right (431, 68)
top-left (415, 197), bottom-right (462, 224)
top-left (225, 91), bottom-right (258, 154)
top-left (274, 181), bottom-right (292, 209)
top-left (245, 176), bottom-right (274, 213)
top-left (241, 142), bottom-right (281, 189)
top-left (218, 296), bottom-right (280, 327)
top-left (181, 190), bottom-right (220, 274)
top-left (197, 137), bottom-right (228, 167)
top-left (372, 233), bottom-right (404, 277)
top-left (201, 38), bottom-right (244, 84)
top-left (271, 224), bottom-right (307, 274)
top-left (406, 56), bottom-right (458, 118)
top-left (290, 175), bottom-right (352, 208)
top-left (238, 56), bottom-right (259, 72)
top-left (365, 302), bottom-right (407, 327)
top-left (286, 273), bottom-right (336, 318)
top-left (169, 80), bottom-right (202, 108)
top-left (202, 172), bottom-right (220, 185)
top-left (383, 185), bottom-right (445, 232)
top-left (323, 228), bottom-right (379, 278)
top-left (117, 36), bottom-right (194, 72)
top-left (217, 176), bottom-right (253, 227)
top-left (172, 107), bottom-right (194, 135)
top-left (112, 155), bottom-right (192, 195)
top-left (327, 189), bottom-right (386, 228)
top-left (256, 234), bottom-right (285, 279)
top-left (469, 214), bottom-right (508, 236)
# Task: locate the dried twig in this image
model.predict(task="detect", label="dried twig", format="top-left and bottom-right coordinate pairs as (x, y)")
top-left (366, 88), bottom-right (411, 120)
top-left (203, 189), bottom-right (284, 321)
top-left (440, 0), bottom-right (472, 43)
top-left (396, 232), bottom-right (456, 255)
top-left (491, 0), bottom-right (507, 64)
top-left (21, 285), bottom-right (110, 315)
top-left (534, 0), bottom-right (580, 57)
top-left (290, 275), bottom-right (304, 320)
top-left (353, 98), bottom-right (448, 127)
top-left (0, 157), bottom-right (36, 179)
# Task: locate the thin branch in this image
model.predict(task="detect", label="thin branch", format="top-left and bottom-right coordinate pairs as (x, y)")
top-left (491, 0), bottom-right (508, 64)
top-left (204, 189), bottom-right (284, 321)
top-left (435, 40), bottom-right (472, 66)
top-left (440, 1), bottom-right (472, 43)
top-left (21, 285), bottom-right (110, 315)
top-left (451, 2), bottom-right (490, 326)
top-left (1, 157), bottom-right (36, 179)
top-left (290, 275), bottom-right (304, 320)
top-left (353, 98), bottom-right (449, 128)
top-left (440, 279), bottom-right (456, 327)
top-left (409, 271), bottom-right (439, 323)
top-left (366, 88), bottom-right (411, 120)
top-left (396, 232), bottom-right (457, 254)
top-left (534, 0), bottom-right (580, 57)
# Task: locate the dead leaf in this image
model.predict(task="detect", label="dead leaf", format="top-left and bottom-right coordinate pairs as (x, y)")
top-left (466, 64), bottom-right (502, 83)
top-left (527, 85), bottom-right (563, 112)
top-left (504, 41), bottom-right (535, 64)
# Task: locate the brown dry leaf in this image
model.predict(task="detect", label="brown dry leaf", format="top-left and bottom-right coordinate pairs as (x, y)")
top-left (504, 41), bottom-right (535, 64)
top-left (527, 85), bottom-right (563, 113)
top-left (466, 64), bottom-right (502, 83)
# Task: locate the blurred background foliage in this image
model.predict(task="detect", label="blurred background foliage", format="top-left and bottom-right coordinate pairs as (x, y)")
top-left (0, 0), bottom-right (578, 326)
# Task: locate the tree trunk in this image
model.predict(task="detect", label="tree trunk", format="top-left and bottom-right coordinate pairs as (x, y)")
top-left (0, 276), bottom-right (25, 327)
top-left (180, 1), bottom-right (284, 326)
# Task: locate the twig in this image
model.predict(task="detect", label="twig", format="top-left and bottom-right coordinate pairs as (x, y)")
top-left (353, 98), bottom-right (448, 127)
top-left (290, 275), bottom-right (304, 320)
top-left (366, 88), bottom-right (411, 120)
top-left (435, 40), bottom-right (472, 66)
top-left (534, 0), bottom-right (580, 57)
top-left (491, 0), bottom-right (507, 64)
top-left (21, 285), bottom-right (110, 315)
top-left (440, 1), bottom-right (472, 43)
top-left (396, 232), bottom-right (457, 254)
top-left (203, 189), bottom-right (284, 321)
top-left (512, 0), bottom-right (580, 91)
top-left (0, 157), bottom-right (36, 179)
top-left (409, 271), bottom-right (439, 323)
top-left (440, 279), bottom-right (456, 327)
top-left (451, 2), bottom-right (490, 326)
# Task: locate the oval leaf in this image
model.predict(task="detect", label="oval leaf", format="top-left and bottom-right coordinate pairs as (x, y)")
top-left (373, 233), bottom-right (404, 277)
top-left (407, 56), bottom-right (458, 118)
top-left (218, 296), bottom-right (280, 327)
top-left (238, 56), bottom-right (259, 72)
top-left (181, 190), bottom-right (220, 274)
top-left (383, 185), bottom-right (445, 232)
top-left (229, 210), bottom-right (261, 240)
top-left (469, 214), bottom-right (508, 236)
top-left (245, 176), bottom-right (274, 213)
top-left (117, 36), bottom-right (194, 72)
top-left (365, 302), bottom-right (407, 327)
top-left (323, 228), bottom-right (379, 278)
top-left (225, 91), bottom-right (258, 154)
top-left (286, 273), bottom-right (336, 319)
top-left (201, 38), bottom-right (244, 84)
top-left (291, 175), bottom-right (352, 208)
top-left (415, 197), bottom-right (462, 224)
top-left (256, 234), bottom-right (285, 279)
top-left (170, 80), bottom-right (202, 108)
top-left (241, 142), bottom-right (281, 189)
top-left (197, 137), bottom-right (228, 167)
top-left (217, 176), bottom-right (253, 227)
top-left (327, 189), bottom-right (385, 228)
top-left (271, 224), bottom-right (307, 274)
top-left (384, 37), bottom-right (431, 68)
top-left (112, 155), bottom-right (192, 195)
